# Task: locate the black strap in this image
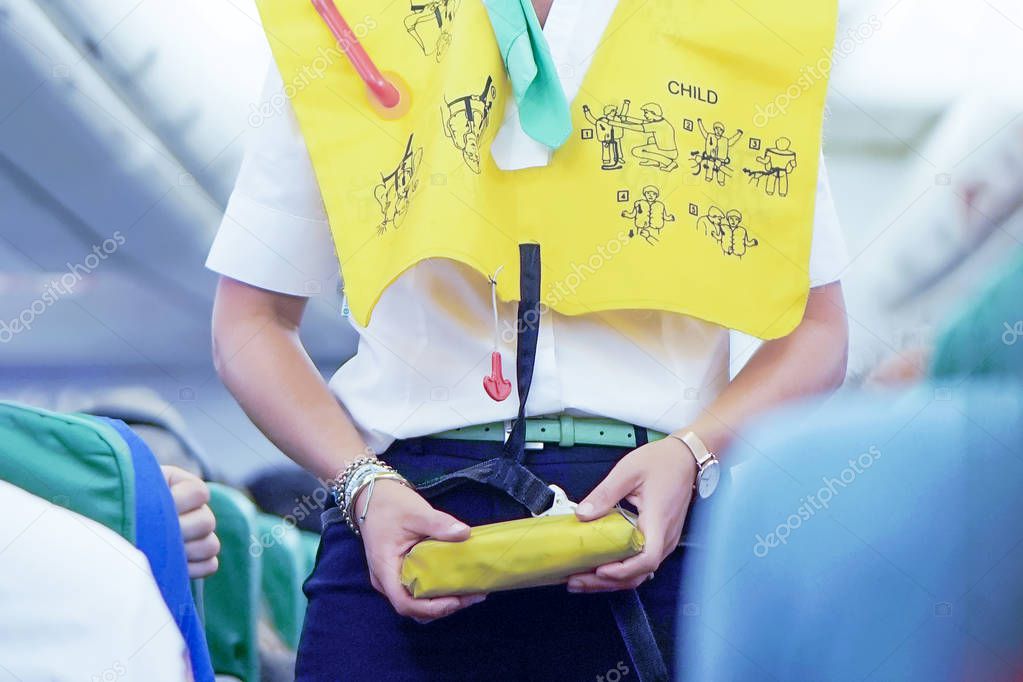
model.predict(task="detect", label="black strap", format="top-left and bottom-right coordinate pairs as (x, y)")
top-left (610, 591), bottom-right (670, 682)
top-left (417, 243), bottom-right (554, 513)
top-left (414, 456), bottom-right (555, 516)
top-left (416, 244), bottom-right (667, 680)
top-left (634, 424), bottom-right (649, 447)
top-left (502, 244), bottom-right (542, 464)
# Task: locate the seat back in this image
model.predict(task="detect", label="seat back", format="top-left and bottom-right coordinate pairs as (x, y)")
top-left (677, 384), bottom-right (1023, 680)
top-left (930, 252), bottom-right (1023, 381)
top-left (255, 513), bottom-right (310, 649)
top-left (0, 401), bottom-right (135, 541)
top-left (0, 402), bottom-right (216, 681)
top-left (99, 417), bottom-right (215, 682)
top-left (205, 483), bottom-right (262, 682)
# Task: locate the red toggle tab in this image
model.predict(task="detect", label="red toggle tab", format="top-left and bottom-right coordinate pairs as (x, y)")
top-left (483, 351), bottom-right (512, 402)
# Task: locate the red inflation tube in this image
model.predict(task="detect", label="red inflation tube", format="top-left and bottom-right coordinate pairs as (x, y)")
top-left (311, 0), bottom-right (402, 109)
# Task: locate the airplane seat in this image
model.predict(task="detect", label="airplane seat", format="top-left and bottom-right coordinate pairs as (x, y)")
top-left (98, 416), bottom-right (216, 681)
top-left (83, 402), bottom-right (217, 481)
top-left (0, 400), bottom-right (137, 539)
top-left (0, 401), bottom-right (215, 681)
top-left (676, 383), bottom-right (1023, 681)
top-left (205, 483), bottom-right (262, 682)
top-left (930, 250), bottom-right (1023, 381)
top-left (256, 512), bottom-right (310, 650)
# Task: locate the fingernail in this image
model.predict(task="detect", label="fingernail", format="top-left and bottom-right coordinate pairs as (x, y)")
top-left (468, 595), bottom-right (487, 606)
top-left (576, 502), bottom-right (594, 517)
top-left (567, 582), bottom-right (581, 593)
top-left (449, 522), bottom-right (469, 534)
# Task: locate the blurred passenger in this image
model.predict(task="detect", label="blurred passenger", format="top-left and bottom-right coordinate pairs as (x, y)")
top-left (79, 388), bottom-right (214, 479)
top-left (245, 463), bottom-right (328, 534)
top-left (0, 480), bottom-right (192, 681)
top-left (867, 248), bottom-right (1023, 386)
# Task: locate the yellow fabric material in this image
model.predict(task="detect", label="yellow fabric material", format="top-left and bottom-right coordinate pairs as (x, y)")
top-left (400, 510), bottom-right (644, 598)
top-left (255, 0), bottom-right (837, 339)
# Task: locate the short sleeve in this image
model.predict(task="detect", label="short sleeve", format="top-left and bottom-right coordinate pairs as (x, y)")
top-left (807, 154), bottom-right (849, 288)
top-left (206, 65), bottom-right (339, 296)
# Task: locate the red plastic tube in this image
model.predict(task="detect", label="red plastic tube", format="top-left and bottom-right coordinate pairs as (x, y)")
top-left (311, 0), bottom-right (401, 108)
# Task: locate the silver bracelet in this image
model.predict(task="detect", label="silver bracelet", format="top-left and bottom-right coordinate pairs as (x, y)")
top-left (348, 472), bottom-right (410, 532)
top-left (329, 457), bottom-right (409, 535)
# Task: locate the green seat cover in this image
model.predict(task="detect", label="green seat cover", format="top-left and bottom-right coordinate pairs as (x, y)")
top-left (299, 530), bottom-right (320, 581)
top-left (256, 513), bottom-right (309, 649)
top-left (205, 484), bottom-right (261, 682)
top-left (0, 401), bottom-right (136, 542)
top-left (931, 253), bottom-right (1023, 381)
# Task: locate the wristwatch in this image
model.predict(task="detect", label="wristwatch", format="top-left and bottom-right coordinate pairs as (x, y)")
top-left (669, 431), bottom-right (721, 499)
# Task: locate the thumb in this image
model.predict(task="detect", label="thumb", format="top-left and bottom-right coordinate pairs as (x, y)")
top-left (576, 462), bottom-right (638, 521)
top-left (409, 508), bottom-right (471, 542)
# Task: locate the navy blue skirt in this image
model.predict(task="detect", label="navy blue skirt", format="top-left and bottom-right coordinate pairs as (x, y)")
top-left (296, 436), bottom-right (691, 681)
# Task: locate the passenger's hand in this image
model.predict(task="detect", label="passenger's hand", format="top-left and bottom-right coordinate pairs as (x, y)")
top-left (358, 480), bottom-right (485, 623)
top-left (162, 465), bottom-right (220, 578)
top-left (568, 437), bottom-right (696, 592)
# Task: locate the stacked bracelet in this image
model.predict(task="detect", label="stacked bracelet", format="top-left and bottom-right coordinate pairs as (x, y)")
top-left (330, 457), bottom-right (410, 535)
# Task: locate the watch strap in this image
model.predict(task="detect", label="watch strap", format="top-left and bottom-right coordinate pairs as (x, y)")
top-left (671, 431), bottom-right (716, 469)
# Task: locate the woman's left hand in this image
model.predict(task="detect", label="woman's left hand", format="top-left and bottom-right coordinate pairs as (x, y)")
top-left (567, 436), bottom-right (697, 593)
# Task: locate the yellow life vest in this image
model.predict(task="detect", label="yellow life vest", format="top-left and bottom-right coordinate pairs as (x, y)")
top-left (255, 0), bottom-right (837, 339)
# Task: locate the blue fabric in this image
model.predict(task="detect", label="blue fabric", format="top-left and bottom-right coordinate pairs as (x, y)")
top-left (101, 418), bottom-right (215, 682)
top-left (297, 437), bottom-right (695, 681)
top-left (675, 385), bottom-right (1023, 680)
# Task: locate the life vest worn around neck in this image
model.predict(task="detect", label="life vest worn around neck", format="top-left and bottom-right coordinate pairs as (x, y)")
top-left (255, 0), bottom-right (838, 339)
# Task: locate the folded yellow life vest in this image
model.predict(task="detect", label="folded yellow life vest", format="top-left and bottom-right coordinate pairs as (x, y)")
top-left (255, 0), bottom-right (837, 339)
top-left (400, 509), bottom-right (644, 598)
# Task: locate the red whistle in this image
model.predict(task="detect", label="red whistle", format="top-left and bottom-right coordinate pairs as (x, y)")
top-left (483, 351), bottom-right (512, 402)
top-left (311, 0), bottom-right (401, 109)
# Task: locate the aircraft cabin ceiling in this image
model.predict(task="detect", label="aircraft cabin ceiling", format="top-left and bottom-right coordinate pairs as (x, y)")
top-left (0, 0), bottom-right (352, 369)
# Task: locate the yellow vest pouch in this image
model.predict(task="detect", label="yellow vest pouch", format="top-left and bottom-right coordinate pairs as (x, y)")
top-left (400, 509), bottom-right (645, 598)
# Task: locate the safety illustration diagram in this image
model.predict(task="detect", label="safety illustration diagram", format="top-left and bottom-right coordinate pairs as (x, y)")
top-left (743, 137), bottom-right (798, 197)
top-left (374, 134), bottom-right (424, 235)
top-left (582, 100), bottom-right (678, 172)
top-left (696, 206), bottom-right (759, 259)
top-left (582, 101), bottom-right (629, 170)
top-left (441, 75), bottom-right (498, 174)
top-left (404, 0), bottom-right (461, 61)
top-left (620, 185), bottom-right (676, 245)
top-left (690, 119), bottom-right (743, 186)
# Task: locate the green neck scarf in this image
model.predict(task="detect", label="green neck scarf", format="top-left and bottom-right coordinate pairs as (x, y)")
top-left (482, 0), bottom-right (573, 148)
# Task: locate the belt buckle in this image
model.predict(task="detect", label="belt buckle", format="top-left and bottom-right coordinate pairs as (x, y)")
top-left (503, 419), bottom-right (545, 450)
top-left (533, 484), bottom-right (577, 517)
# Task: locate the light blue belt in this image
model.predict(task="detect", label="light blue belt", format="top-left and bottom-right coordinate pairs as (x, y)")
top-left (430, 416), bottom-right (667, 448)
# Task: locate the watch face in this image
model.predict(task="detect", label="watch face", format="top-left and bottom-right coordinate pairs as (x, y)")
top-left (697, 461), bottom-right (721, 499)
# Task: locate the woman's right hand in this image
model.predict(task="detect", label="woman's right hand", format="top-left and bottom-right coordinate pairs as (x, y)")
top-left (357, 479), bottom-right (485, 623)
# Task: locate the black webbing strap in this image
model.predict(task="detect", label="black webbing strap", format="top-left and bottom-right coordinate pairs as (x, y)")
top-left (610, 589), bottom-right (670, 681)
top-left (416, 246), bottom-right (667, 681)
top-left (502, 243), bottom-right (542, 464)
top-left (416, 244), bottom-right (554, 514)
top-left (413, 455), bottom-right (555, 516)
top-left (614, 428), bottom-right (670, 682)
